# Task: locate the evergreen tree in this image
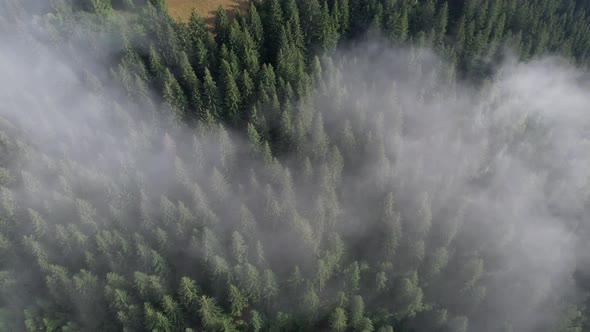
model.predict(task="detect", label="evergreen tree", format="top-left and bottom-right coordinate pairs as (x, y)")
top-left (178, 51), bottom-right (201, 114)
top-left (330, 307), bottom-right (348, 331)
top-left (220, 60), bottom-right (241, 124)
top-left (214, 6), bottom-right (231, 46)
top-left (201, 67), bottom-right (220, 117)
top-left (162, 69), bottom-right (187, 124)
top-left (381, 192), bottom-right (401, 261)
top-left (264, 0), bottom-right (284, 63)
top-left (319, 0), bottom-right (340, 51)
top-left (228, 283), bottom-right (248, 317)
top-left (336, 0), bottom-right (350, 34)
top-left (247, 5), bottom-right (264, 50)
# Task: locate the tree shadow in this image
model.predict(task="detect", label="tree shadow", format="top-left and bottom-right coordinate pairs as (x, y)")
top-left (204, 0), bottom-right (250, 28)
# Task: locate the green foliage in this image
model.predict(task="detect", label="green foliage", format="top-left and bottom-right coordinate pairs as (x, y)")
top-left (228, 283), bottom-right (247, 317)
top-left (198, 296), bottom-right (223, 329)
top-left (330, 307), bottom-right (348, 331)
top-left (214, 6), bottom-right (230, 46)
top-left (3, 0), bottom-right (590, 331)
top-left (220, 59), bottom-right (241, 124)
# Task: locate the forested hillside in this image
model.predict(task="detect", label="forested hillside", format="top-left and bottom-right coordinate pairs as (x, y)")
top-left (1, 0), bottom-right (590, 331)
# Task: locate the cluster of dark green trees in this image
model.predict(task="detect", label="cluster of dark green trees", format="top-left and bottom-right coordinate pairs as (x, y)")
top-left (1, 0), bottom-right (590, 331)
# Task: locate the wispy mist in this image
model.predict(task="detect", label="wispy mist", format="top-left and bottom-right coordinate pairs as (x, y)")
top-left (317, 42), bottom-right (590, 331)
top-left (1, 7), bottom-right (589, 332)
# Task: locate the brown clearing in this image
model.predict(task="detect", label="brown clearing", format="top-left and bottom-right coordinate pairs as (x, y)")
top-left (166, 0), bottom-right (250, 25)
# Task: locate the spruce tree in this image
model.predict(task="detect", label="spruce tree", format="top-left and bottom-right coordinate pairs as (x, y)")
top-left (214, 6), bottom-right (231, 46)
top-left (220, 60), bottom-right (241, 124)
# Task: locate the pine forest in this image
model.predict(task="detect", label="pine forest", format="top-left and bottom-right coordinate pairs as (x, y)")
top-left (1, 0), bottom-right (590, 331)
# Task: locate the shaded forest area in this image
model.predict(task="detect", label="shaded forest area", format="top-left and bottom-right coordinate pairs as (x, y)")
top-left (1, 0), bottom-right (590, 331)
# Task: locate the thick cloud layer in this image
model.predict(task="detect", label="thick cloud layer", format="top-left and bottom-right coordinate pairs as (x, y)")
top-left (318, 43), bottom-right (590, 330)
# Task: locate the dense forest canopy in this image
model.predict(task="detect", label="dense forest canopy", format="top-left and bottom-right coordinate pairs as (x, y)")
top-left (1, 0), bottom-right (590, 331)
